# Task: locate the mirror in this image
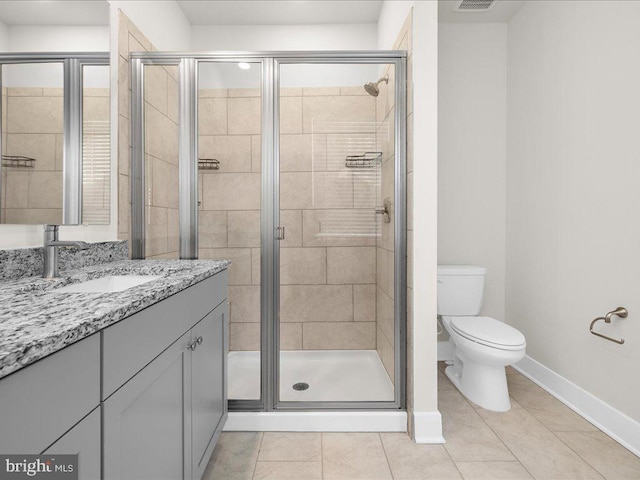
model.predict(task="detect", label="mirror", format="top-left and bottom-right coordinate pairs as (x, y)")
top-left (0, 1), bottom-right (110, 226)
top-left (81, 65), bottom-right (111, 225)
top-left (1, 63), bottom-right (65, 224)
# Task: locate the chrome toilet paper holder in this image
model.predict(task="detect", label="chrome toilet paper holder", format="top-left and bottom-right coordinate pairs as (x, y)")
top-left (589, 307), bottom-right (628, 344)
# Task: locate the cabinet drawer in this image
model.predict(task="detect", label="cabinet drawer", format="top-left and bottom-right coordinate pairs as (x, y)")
top-left (102, 271), bottom-right (228, 399)
top-left (0, 334), bottom-right (100, 454)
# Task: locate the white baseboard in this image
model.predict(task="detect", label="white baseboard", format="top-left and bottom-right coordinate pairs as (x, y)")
top-left (412, 411), bottom-right (445, 443)
top-left (224, 411), bottom-right (407, 432)
top-left (515, 355), bottom-right (640, 457)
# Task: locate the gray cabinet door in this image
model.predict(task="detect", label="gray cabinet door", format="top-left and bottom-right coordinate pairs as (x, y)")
top-left (103, 332), bottom-right (191, 480)
top-left (190, 303), bottom-right (228, 480)
top-left (43, 408), bottom-right (101, 480)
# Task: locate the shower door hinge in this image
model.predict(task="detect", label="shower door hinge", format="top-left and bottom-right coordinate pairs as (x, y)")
top-left (275, 226), bottom-right (285, 240)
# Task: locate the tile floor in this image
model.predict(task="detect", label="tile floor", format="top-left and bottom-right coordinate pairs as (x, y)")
top-left (203, 363), bottom-right (640, 479)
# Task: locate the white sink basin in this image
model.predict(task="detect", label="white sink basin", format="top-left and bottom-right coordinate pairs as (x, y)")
top-left (55, 275), bottom-right (162, 293)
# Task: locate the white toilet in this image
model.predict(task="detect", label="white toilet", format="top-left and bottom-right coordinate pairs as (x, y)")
top-left (437, 265), bottom-right (526, 412)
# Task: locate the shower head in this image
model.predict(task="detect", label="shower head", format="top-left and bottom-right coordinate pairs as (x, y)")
top-left (364, 74), bottom-right (389, 97)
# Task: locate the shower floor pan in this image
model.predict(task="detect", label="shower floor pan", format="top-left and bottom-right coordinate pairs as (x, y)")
top-left (228, 349), bottom-right (395, 402)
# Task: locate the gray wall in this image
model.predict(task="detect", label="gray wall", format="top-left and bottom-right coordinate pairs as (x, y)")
top-left (438, 23), bottom-right (507, 322)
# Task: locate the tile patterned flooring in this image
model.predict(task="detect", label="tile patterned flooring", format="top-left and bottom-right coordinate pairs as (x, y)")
top-left (203, 363), bottom-right (640, 479)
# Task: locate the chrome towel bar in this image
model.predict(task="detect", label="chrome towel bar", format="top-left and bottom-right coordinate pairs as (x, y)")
top-left (589, 307), bottom-right (628, 344)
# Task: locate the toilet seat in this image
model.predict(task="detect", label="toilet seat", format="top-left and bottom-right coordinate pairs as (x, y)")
top-left (448, 316), bottom-right (526, 351)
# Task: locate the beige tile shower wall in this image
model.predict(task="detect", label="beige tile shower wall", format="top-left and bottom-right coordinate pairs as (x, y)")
top-left (197, 88), bottom-right (262, 353)
top-left (143, 66), bottom-right (179, 258)
top-left (397, 11), bottom-right (414, 429)
top-left (2, 87), bottom-right (63, 224)
top-left (198, 87), bottom-right (380, 352)
top-left (375, 69), bottom-right (396, 385)
top-left (117, 11), bottom-right (179, 259)
top-left (375, 13), bottom-right (413, 387)
top-left (117, 11), bottom-right (150, 252)
top-left (376, 14), bottom-right (413, 386)
top-left (1, 86), bottom-right (109, 225)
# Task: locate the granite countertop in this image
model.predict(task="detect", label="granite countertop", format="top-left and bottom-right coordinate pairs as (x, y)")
top-left (0, 259), bottom-right (230, 380)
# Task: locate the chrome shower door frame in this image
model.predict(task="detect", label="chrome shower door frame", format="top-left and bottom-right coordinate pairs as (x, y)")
top-left (130, 51), bottom-right (407, 413)
top-left (272, 53), bottom-right (407, 412)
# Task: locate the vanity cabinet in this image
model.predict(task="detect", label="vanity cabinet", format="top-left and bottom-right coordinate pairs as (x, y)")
top-left (103, 272), bottom-right (228, 480)
top-left (0, 333), bottom-right (100, 456)
top-left (0, 268), bottom-right (228, 480)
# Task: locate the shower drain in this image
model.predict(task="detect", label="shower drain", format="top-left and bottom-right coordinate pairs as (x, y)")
top-left (293, 382), bottom-right (309, 391)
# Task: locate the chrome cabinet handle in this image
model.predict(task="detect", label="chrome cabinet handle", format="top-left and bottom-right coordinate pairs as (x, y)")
top-left (187, 337), bottom-right (203, 351)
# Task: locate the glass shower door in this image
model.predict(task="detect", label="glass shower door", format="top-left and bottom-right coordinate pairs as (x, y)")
top-left (276, 62), bottom-right (398, 405)
top-left (131, 52), bottom-right (406, 412)
top-left (197, 61), bottom-right (263, 404)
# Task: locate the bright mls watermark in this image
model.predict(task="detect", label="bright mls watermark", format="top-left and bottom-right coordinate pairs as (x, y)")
top-left (0, 455), bottom-right (77, 480)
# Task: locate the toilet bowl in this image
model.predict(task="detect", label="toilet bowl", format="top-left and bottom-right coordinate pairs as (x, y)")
top-left (441, 315), bottom-right (525, 411)
top-left (438, 265), bottom-right (526, 412)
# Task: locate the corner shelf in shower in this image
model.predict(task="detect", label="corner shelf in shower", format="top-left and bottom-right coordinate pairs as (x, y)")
top-left (1, 155), bottom-right (36, 169)
top-left (198, 158), bottom-right (220, 170)
top-left (345, 152), bottom-right (382, 169)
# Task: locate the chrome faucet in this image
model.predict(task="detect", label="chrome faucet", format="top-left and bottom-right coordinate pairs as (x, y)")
top-left (43, 224), bottom-right (91, 278)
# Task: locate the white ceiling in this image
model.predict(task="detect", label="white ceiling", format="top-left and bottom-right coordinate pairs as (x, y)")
top-left (178, 1), bottom-right (383, 26)
top-left (438, 0), bottom-right (525, 23)
top-left (0, 0), bottom-right (382, 28)
top-left (0, 0), bottom-right (524, 30)
top-left (0, 1), bottom-right (109, 26)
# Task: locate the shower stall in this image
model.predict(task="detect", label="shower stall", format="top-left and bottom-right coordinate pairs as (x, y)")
top-left (130, 51), bottom-right (406, 417)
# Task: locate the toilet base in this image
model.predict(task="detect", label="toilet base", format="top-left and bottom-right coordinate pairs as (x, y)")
top-left (445, 362), bottom-right (512, 412)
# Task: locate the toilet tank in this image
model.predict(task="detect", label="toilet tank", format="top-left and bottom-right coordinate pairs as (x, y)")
top-left (437, 265), bottom-right (487, 316)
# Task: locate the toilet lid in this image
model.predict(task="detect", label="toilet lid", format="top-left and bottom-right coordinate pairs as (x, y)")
top-left (450, 317), bottom-right (526, 350)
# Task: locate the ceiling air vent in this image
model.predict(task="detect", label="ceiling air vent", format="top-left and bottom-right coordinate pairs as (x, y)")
top-left (454, 0), bottom-right (496, 12)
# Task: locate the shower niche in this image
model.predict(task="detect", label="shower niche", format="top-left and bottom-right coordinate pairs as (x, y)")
top-left (130, 52), bottom-right (406, 412)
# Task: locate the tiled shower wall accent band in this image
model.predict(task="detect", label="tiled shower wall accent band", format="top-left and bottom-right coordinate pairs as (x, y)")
top-left (196, 86), bottom-right (390, 358)
top-left (0, 240), bottom-right (128, 281)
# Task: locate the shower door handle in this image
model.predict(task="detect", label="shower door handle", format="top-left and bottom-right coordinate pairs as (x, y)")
top-left (276, 226), bottom-right (285, 240)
